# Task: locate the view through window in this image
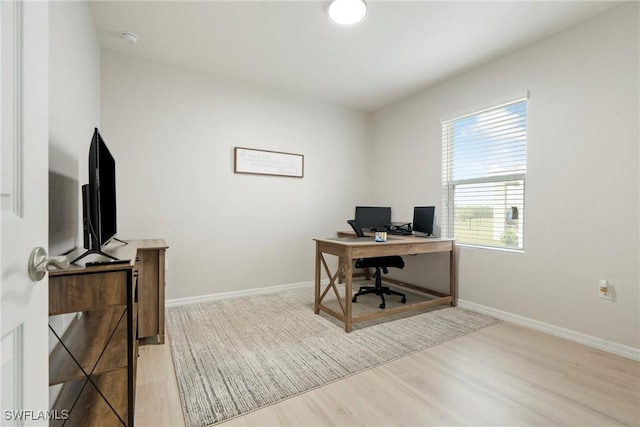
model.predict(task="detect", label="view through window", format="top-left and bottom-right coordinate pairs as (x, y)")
top-left (441, 97), bottom-right (528, 250)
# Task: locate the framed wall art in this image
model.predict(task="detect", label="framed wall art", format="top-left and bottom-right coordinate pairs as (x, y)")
top-left (234, 147), bottom-right (304, 178)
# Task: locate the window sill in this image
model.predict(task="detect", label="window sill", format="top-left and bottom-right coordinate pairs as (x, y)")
top-left (455, 243), bottom-right (525, 254)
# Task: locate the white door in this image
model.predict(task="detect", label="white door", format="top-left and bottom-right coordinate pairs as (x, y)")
top-left (1, 1), bottom-right (49, 425)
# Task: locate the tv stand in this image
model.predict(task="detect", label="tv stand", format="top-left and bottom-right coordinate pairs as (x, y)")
top-left (49, 238), bottom-right (169, 425)
top-left (49, 242), bottom-right (137, 425)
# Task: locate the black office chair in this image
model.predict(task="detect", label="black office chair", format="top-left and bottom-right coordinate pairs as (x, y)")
top-left (347, 220), bottom-right (407, 309)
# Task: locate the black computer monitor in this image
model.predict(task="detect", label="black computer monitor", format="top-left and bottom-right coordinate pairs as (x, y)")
top-left (354, 206), bottom-right (391, 230)
top-left (413, 206), bottom-right (435, 237)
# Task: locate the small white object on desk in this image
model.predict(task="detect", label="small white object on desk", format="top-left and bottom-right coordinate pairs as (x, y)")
top-left (374, 231), bottom-right (387, 242)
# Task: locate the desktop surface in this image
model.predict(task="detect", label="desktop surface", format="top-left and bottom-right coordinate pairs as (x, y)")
top-left (327, 236), bottom-right (402, 243)
top-left (322, 234), bottom-right (453, 248)
top-left (334, 231), bottom-right (445, 239)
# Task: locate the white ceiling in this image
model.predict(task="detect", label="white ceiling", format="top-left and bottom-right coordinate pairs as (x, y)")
top-left (90, 1), bottom-right (622, 112)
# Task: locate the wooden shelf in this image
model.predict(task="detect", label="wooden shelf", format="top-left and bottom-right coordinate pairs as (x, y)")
top-left (51, 368), bottom-right (130, 427)
top-left (49, 307), bottom-right (129, 386)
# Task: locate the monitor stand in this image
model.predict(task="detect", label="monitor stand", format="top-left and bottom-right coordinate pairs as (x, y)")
top-left (71, 248), bottom-right (119, 265)
top-left (70, 237), bottom-right (128, 264)
top-left (112, 237), bottom-right (129, 245)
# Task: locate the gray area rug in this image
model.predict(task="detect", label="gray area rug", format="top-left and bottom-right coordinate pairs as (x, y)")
top-left (166, 286), bottom-right (501, 427)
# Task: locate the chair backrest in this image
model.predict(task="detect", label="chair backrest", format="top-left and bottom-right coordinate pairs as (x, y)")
top-left (347, 219), bottom-right (365, 237)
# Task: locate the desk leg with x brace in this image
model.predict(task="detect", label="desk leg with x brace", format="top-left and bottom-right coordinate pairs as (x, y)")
top-left (314, 241), bottom-right (354, 332)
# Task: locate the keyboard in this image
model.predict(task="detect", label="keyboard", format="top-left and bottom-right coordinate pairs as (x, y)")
top-left (387, 230), bottom-right (413, 236)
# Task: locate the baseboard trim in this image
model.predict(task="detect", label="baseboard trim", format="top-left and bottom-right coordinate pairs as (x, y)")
top-left (458, 299), bottom-right (640, 361)
top-left (166, 281), bottom-right (317, 308)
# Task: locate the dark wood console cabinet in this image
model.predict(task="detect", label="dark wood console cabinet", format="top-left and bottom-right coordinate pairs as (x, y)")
top-left (48, 239), bottom-right (168, 426)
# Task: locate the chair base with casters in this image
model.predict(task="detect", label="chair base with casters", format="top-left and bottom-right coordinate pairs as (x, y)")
top-left (352, 256), bottom-right (406, 309)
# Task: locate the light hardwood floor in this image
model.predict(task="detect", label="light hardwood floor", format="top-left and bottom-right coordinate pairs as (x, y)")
top-left (135, 322), bottom-right (639, 426)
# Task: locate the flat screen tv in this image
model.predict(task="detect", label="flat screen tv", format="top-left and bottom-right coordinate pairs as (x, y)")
top-left (72, 128), bottom-right (121, 263)
top-left (413, 206), bottom-right (435, 237)
top-left (354, 206), bottom-right (391, 230)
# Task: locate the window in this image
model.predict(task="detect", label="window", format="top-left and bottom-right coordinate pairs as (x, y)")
top-left (441, 96), bottom-right (528, 250)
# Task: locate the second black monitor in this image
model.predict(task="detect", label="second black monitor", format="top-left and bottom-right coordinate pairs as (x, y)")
top-left (355, 206), bottom-right (391, 230)
top-left (413, 206), bottom-right (435, 237)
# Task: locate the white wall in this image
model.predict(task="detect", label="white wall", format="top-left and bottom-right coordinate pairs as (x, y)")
top-left (372, 3), bottom-right (639, 349)
top-left (100, 51), bottom-right (372, 299)
top-left (49, 0), bottom-right (101, 256)
top-left (48, 0), bottom-right (101, 405)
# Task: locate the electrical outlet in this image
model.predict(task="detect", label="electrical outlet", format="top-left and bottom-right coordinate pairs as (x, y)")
top-left (598, 279), bottom-right (613, 300)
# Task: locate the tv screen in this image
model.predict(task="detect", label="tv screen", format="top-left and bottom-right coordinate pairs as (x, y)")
top-left (413, 206), bottom-right (435, 236)
top-left (87, 128), bottom-right (117, 248)
top-left (354, 206), bottom-right (391, 230)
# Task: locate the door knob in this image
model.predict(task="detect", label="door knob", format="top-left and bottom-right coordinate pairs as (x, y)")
top-left (28, 247), bottom-right (70, 282)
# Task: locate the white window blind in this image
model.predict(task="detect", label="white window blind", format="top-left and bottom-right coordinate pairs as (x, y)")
top-left (442, 97), bottom-right (528, 250)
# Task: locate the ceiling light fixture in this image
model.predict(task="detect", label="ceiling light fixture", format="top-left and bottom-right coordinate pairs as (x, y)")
top-left (328, 0), bottom-right (367, 25)
top-left (121, 32), bottom-right (139, 45)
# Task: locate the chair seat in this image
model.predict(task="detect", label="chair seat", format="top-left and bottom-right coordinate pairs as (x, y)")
top-left (355, 256), bottom-right (404, 269)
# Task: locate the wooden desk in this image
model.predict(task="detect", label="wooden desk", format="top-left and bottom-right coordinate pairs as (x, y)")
top-left (314, 235), bottom-right (455, 332)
